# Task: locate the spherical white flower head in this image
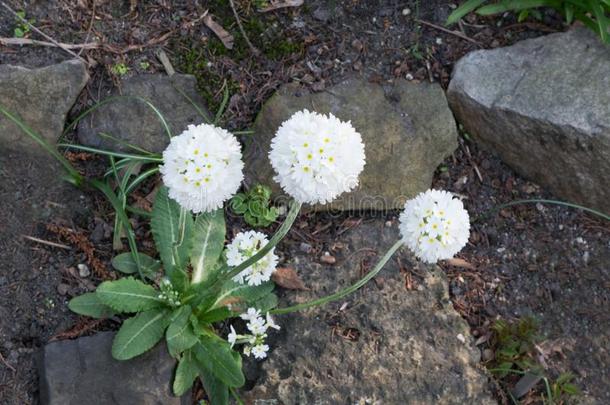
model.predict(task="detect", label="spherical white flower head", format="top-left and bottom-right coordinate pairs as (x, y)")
top-left (226, 231), bottom-right (278, 286)
top-left (399, 189), bottom-right (470, 263)
top-left (160, 123), bottom-right (244, 213)
top-left (269, 110), bottom-right (365, 204)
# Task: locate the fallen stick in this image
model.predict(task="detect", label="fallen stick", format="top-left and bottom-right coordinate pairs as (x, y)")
top-left (22, 235), bottom-right (72, 250)
top-left (415, 18), bottom-right (482, 46)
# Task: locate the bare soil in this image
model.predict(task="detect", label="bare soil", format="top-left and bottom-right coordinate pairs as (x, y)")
top-left (0, 1), bottom-right (607, 404)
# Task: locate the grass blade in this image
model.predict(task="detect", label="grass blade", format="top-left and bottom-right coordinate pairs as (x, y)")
top-left (446, 0), bottom-right (487, 25)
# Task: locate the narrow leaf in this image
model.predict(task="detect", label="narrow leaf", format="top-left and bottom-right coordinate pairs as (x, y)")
top-left (97, 277), bottom-right (162, 313)
top-left (173, 350), bottom-right (199, 396)
top-left (190, 209), bottom-right (226, 285)
top-left (112, 308), bottom-right (170, 360)
top-left (166, 306), bottom-right (198, 357)
top-left (68, 293), bottom-right (115, 318)
top-left (193, 333), bottom-right (245, 387)
top-left (112, 252), bottom-right (161, 277)
top-left (446, 0), bottom-right (487, 25)
top-left (151, 186), bottom-right (193, 291)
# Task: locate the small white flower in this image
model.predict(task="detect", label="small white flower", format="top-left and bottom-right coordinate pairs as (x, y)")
top-left (251, 344), bottom-right (269, 359)
top-left (247, 316), bottom-right (268, 336)
top-left (399, 189), bottom-right (470, 263)
top-left (226, 231), bottom-right (278, 286)
top-left (269, 110), bottom-right (366, 204)
top-left (160, 123), bottom-right (244, 213)
top-left (240, 307), bottom-right (261, 322)
top-left (227, 325), bottom-right (237, 347)
top-left (266, 313), bottom-right (280, 330)
top-left (243, 346), bottom-right (251, 357)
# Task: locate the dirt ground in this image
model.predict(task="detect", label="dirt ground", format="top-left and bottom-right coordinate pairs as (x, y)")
top-left (1, 1), bottom-right (608, 404)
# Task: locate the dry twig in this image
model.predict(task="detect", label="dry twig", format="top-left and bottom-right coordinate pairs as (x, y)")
top-left (415, 18), bottom-right (482, 46)
top-left (228, 0), bottom-right (260, 56)
top-left (258, 0), bottom-right (304, 13)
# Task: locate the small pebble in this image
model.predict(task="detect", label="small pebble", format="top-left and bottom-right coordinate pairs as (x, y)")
top-left (299, 242), bottom-right (313, 254)
top-left (456, 333), bottom-right (466, 343)
top-left (482, 349), bottom-right (494, 362)
top-left (405, 73), bottom-right (414, 80)
top-left (78, 263), bottom-right (91, 278)
top-left (57, 283), bottom-right (70, 296)
top-left (402, 8), bottom-right (411, 16)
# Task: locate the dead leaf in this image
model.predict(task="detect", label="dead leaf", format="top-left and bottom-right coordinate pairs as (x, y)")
top-left (272, 267), bottom-right (309, 290)
top-left (217, 296), bottom-right (242, 307)
top-left (445, 257), bottom-right (475, 270)
top-left (258, 0), bottom-right (304, 13)
top-left (203, 14), bottom-right (234, 49)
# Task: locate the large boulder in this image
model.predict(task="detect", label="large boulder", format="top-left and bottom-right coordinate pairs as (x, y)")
top-left (0, 60), bottom-right (88, 149)
top-left (77, 74), bottom-right (211, 153)
top-left (242, 221), bottom-right (495, 404)
top-left (244, 78), bottom-right (458, 211)
top-left (39, 332), bottom-right (190, 405)
top-left (447, 27), bottom-right (610, 214)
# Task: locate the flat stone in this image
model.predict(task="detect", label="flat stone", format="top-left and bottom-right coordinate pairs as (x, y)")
top-left (0, 60), bottom-right (88, 149)
top-left (39, 332), bottom-right (190, 405)
top-left (242, 221), bottom-right (495, 404)
top-left (447, 27), bottom-right (610, 213)
top-left (77, 74), bottom-right (211, 153)
top-left (244, 78), bottom-right (458, 211)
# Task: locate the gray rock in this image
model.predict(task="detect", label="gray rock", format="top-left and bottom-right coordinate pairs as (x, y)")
top-left (39, 332), bottom-right (190, 405)
top-left (447, 27), bottom-right (610, 213)
top-left (242, 221), bottom-right (495, 404)
top-left (0, 60), bottom-right (88, 149)
top-left (244, 78), bottom-right (458, 211)
top-left (77, 74), bottom-right (211, 153)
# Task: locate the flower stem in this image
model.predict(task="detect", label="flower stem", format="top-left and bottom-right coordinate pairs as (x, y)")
top-left (476, 199), bottom-right (609, 222)
top-left (271, 239), bottom-right (403, 315)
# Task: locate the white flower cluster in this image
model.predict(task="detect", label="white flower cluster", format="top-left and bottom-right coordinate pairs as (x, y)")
top-left (269, 110), bottom-right (366, 205)
top-left (227, 308), bottom-right (280, 360)
top-left (160, 123), bottom-right (244, 213)
top-left (157, 278), bottom-right (180, 307)
top-left (399, 189), bottom-right (470, 263)
top-left (225, 231), bottom-right (278, 286)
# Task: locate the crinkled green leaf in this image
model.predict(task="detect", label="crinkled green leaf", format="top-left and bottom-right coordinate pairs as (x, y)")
top-left (193, 332), bottom-right (244, 387)
top-left (250, 292), bottom-right (278, 313)
top-left (173, 349), bottom-right (199, 396)
top-left (198, 307), bottom-right (234, 323)
top-left (190, 209), bottom-right (225, 285)
top-left (197, 360), bottom-right (229, 405)
top-left (97, 277), bottom-right (162, 313)
top-left (166, 306), bottom-right (198, 357)
top-left (112, 308), bottom-right (171, 360)
top-left (68, 293), bottom-right (115, 318)
top-left (151, 186), bottom-right (193, 291)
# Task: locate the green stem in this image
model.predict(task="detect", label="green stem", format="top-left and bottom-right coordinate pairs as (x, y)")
top-left (271, 239), bottom-right (403, 315)
top-left (476, 199), bottom-right (609, 222)
top-left (0, 104), bottom-right (83, 185)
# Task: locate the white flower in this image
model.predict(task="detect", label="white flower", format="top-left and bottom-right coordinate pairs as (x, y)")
top-left (266, 313), bottom-right (280, 330)
top-left (247, 316), bottom-right (268, 336)
top-left (240, 307), bottom-right (261, 322)
top-left (251, 344), bottom-right (269, 359)
top-left (160, 123), bottom-right (244, 213)
top-left (399, 189), bottom-right (470, 263)
top-left (227, 325), bottom-right (237, 347)
top-left (269, 110), bottom-right (365, 204)
top-left (226, 231), bottom-right (278, 286)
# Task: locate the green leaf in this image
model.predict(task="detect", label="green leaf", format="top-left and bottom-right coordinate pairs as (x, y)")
top-left (211, 281), bottom-right (275, 310)
top-left (173, 350), bottom-right (199, 396)
top-left (97, 277), bottom-right (162, 313)
top-left (199, 307), bottom-right (234, 323)
top-left (562, 383), bottom-right (581, 395)
top-left (190, 209), bottom-right (226, 285)
top-left (193, 333), bottom-right (245, 387)
top-left (112, 308), bottom-right (171, 360)
top-left (151, 186), bottom-right (193, 290)
top-left (197, 361), bottom-right (229, 405)
top-left (476, 0), bottom-right (551, 15)
top-left (565, 3), bottom-right (574, 24)
top-left (68, 293), bottom-right (115, 318)
top-left (251, 293), bottom-right (278, 313)
top-left (14, 27), bottom-right (24, 38)
top-left (111, 252), bottom-right (161, 277)
top-left (588, 0), bottom-right (609, 43)
top-left (166, 306), bottom-right (198, 357)
top-left (446, 0), bottom-right (487, 25)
